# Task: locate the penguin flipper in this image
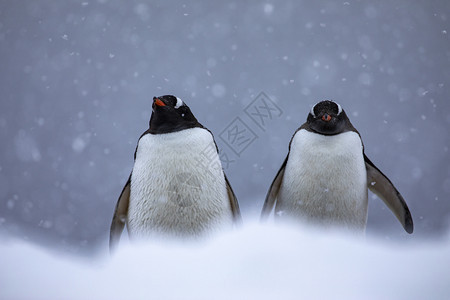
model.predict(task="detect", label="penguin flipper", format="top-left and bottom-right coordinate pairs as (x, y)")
top-left (109, 174), bottom-right (131, 252)
top-left (260, 155), bottom-right (288, 221)
top-left (364, 154), bottom-right (413, 234)
top-left (225, 174), bottom-right (242, 225)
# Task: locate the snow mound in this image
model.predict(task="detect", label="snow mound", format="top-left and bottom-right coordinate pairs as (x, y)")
top-left (1, 223), bottom-right (449, 300)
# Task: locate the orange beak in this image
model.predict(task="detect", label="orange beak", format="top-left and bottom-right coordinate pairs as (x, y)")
top-left (154, 98), bottom-right (166, 107)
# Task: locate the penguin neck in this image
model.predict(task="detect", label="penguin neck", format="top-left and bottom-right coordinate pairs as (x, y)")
top-left (148, 113), bottom-right (202, 134)
top-left (302, 116), bottom-right (358, 137)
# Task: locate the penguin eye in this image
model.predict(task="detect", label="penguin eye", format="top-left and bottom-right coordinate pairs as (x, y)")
top-left (322, 114), bottom-right (332, 122)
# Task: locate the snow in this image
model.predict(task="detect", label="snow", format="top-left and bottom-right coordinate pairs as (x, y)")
top-left (72, 136), bottom-right (87, 153)
top-left (14, 130), bottom-right (41, 162)
top-left (358, 72), bottom-right (373, 86)
top-left (263, 4), bottom-right (274, 15)
top-left (1, 222), bottom-right (449, 300)
top-left (211, 83), bottom-right (226, 98)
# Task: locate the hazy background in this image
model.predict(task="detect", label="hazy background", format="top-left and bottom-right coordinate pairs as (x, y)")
top-left (0, 0), bottom-right (449, 256)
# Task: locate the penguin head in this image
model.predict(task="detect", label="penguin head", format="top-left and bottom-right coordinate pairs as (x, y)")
top-left (149, 95), bottom-right (201, 134)
top-left (307, 100), bottom-right (348, 135)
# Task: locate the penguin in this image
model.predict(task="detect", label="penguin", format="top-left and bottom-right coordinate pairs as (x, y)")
top-left (260, 100), bottom-right (413, 234)
top-left (110, 95), bottom-right (241, 251)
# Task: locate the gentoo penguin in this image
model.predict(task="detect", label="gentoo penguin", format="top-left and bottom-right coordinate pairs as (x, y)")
top-left (110, 95), bottom-right (241, 251)
top-left (260, 100), bottom-right (413, 234)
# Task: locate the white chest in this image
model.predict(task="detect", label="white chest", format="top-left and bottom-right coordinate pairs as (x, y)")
top-left (127, 128), bottom-right (232, 239)
top-left (277, 129), bottom-right (368, 230)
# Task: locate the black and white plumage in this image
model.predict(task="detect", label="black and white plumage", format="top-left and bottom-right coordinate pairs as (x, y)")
top-left (110, 95), bottom-right (241, 251)
top-left (261, 100), bottom-right (413, 234)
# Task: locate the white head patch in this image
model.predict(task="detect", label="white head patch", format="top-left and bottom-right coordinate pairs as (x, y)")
top-left (175, 97), bottom-right (183, 109)
top-left (310, 104), bottom-right (316, 117)
top-left (335, 102), bottom-right (342, 115)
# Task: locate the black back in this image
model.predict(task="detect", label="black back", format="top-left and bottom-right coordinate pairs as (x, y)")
top-left (148, 95), bottom-right (204, 134)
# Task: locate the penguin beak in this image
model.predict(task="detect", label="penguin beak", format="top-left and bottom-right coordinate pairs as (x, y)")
top-left (321, 114), bottom-right (332, 122)
top-left (153, 97), bottom-right (166, 107)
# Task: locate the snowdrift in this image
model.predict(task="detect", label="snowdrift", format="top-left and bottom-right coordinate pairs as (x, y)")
top-left (1, 222), bottom-right (449, 300)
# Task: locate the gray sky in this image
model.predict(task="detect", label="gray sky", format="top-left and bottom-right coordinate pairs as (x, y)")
top-left (0, 0), bottom-right (449, 255)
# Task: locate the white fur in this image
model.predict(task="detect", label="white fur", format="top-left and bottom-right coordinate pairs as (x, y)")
top-left (175, 97), bottom-right (183, 109)
top-left (276, 129), bottom-right (368, 232)
top-left (128, 128), bottom-right (233, 240)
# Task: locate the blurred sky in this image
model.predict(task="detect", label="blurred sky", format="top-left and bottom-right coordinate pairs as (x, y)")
top-left (0, 0), bottom-right (449, 255)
